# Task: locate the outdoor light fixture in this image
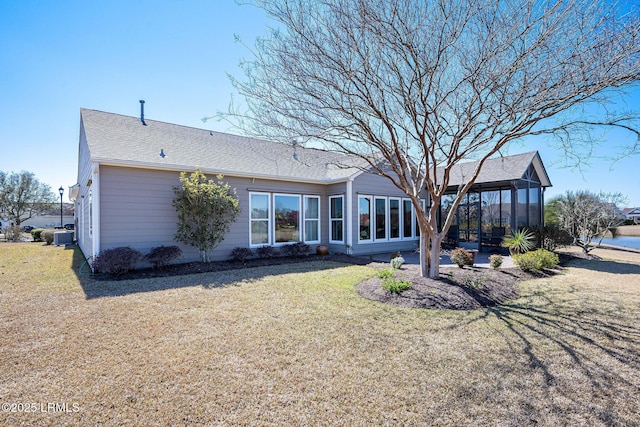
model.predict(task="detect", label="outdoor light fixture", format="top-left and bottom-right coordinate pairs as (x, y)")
top-left (59, 186), bottom-right (64, 229)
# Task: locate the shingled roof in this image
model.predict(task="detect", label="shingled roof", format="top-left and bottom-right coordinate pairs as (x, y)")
top-left (80, 108), bottom-right (363, 183)
top-left (441, 151), bottom-right (552, 189)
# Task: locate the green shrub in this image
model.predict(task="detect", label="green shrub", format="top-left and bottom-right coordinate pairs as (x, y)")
top-left (531, 225), bottom-right (573, 251)
top-left (489, 254), bottom-right (503, 270)
top-left (450, 248), bottom-right (472, 268)
top-left (93, 247), bottom-right (143, 275)
top-left (377, 268), bottom-right (394, 279)
top-left (390, 256), bottom-right (405, 269)
top-left (40, 229), bottom-right (56, 245)
top-left (31, 228), bottom-right (45, 242)
top-left (502, 228), bottom-right (535, 254)
top-left (513, 249), bottom-right (559, 272)
top-left (146, 245), bottom-right (182, 268)
top-left (230, 247), bottom-right (254, 262)
top-left (256, 245), bottom-right (278, 259)
top-left (381, 276), bottom-right (412, 294)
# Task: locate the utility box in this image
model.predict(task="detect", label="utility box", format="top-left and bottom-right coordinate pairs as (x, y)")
top-left (54, 231), bottom-right (74, 246)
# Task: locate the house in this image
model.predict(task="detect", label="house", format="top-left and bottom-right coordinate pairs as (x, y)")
top-left (72, 108), bottom-right (551, 266)
top-left (622, 207), bottom-right (640, 224)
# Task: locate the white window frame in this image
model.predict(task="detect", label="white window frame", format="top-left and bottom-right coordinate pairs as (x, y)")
top-left (358, 195), bottom-right (373, 243)
top-left (374, 196), bottom-right (388, 241)
top-left (249, 192), bottom-right (271, 247)
top-left (389, 197), bottom-right (402, 240)
top-left (303, 195), bottom-right (321, 244)
top-left (273, 193), bottom-right (301, 245)
top-left (329, 195), bottom-right (344, 244)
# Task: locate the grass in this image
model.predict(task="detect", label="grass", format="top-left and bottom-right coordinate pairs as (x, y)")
top-left (1, 242), bottom-right (639, 425)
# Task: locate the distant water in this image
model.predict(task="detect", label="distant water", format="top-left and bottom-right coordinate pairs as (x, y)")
top-left (598, 236), bottom-right (640, 250)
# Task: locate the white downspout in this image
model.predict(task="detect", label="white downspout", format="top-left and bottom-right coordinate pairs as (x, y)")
top-left (91, 162), bottom-right (100, 262)
top-left (346, 178), bottom-right (353, 254)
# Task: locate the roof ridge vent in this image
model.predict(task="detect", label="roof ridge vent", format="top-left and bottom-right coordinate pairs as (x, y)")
top-left (139, 100), bottom-right (146, 126)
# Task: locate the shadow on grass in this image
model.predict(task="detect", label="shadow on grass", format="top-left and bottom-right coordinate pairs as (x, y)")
top-left (564, 256), bottom-right (640, 275)
top-left (67, 245), bottom-right (366, 299)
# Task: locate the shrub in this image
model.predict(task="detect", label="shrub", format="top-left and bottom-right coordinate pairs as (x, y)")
top-left (531, 225), bottom-right (573, 251)
top-left (230, 247), bottom-right (254, 263)
top-left (93, 247), bottom-right (143, 275)
top-left (450, 248), bottom-right (473, 268)
top-left (40, 229), bottom-right (56, 245)
top-left (389, 251), bottom-right (402, 260)
top-left (390, 256), bottom-right (405, 269)
top-left (381, 276), bottom-right (412, 294)
top-left (377, 268), bottom-right (394, 279)
top-left (489, 254), bottom-right (503, 270)
top-left (2, 225), bottom-right (23, 242)
top-left (281, 242), bottom-right (311, 258)
top-left (31, 228), bottom-right (45, 242)
top-left (513, 249), bottom-right (559, 272)
top-left (146, 245), bottom-right (182, 268)
top-left (256, 245), bottom-right (278, 259)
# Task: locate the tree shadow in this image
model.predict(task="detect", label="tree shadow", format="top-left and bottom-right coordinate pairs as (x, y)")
top-left (564, 256), bottom-right (640, 275)
top-left (67, 245), bottom-right (364, 299)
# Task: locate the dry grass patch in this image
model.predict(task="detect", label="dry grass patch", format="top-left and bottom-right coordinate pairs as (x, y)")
top-left (1, 243), bottom-right (639, 425)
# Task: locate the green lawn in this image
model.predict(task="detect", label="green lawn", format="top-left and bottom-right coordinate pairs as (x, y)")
top-left (1, 243), bottom-right (639, 426)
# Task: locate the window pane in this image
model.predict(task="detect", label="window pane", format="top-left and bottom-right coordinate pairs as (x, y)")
top-left (359, 197), bottom-right (371, 240)
top-left (305, 220), bottom-right (319, 241)
top-left (331, 220), bottom-right (343, 242)
top-left (375, 198), bottom-right (386, 240)
top-left (529, 186), bottom-right (540, 227)
top-left (305, 196), bottom-right (319, 219)
top-left (275, 195), bottom-right (300, 243)
top-left (403, 200), bottom-right (413, 238)
top-left (390, 199), bottom-right (400, 238)
top-left (251, 194), bottom-right (269, 219)
top-left (251, 221), bottom-right (269, 245)
top-left (330, 197), bottom-right (343, 219)
top-left (517, 188), bottom-right (527, 228)
top-left (481, 190), bottom-right (501, 233)
top-left (501, 190), bottom-right (512, 235)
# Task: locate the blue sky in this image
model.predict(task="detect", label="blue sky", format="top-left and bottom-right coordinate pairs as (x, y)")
top-left (1, 0), bottom-right (638, 206)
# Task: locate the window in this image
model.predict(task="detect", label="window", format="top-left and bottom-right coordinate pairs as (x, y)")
top-left (329, 196), bottom-right (344, 243)
top-left (274, 194), bottom-right (300, 243)
top-left (250, 193), bottom-right (270, 245)
top-left (403, 199), bottom-right (413, 238)
top-left (304, 196), bottom-right (320, 243)
top-left (375, 197), bottom-right (387, 240)
top-left (389, 198), bottom-right (400, 239)
top-left (359, 196), bottom-right (372, 241)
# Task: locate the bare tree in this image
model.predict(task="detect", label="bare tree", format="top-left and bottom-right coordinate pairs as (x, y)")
top-left (556, 190), bottom-right (627, 253)
top-left (0, 171), bottom-right (57, 226)
top-left (227, 0), bottom-right (640, 278)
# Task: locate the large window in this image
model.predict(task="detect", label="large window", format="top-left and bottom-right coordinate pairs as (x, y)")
top-left (330, 196), bottom-right (344, 243)
top-left (360, 195), bottom-right (421, 243)
top-left (304, 196), bottom-right (320, 243)
top-left (274, 194), bottom-right (300, 243)
top-left (250, 193), bottom-right (270, 246)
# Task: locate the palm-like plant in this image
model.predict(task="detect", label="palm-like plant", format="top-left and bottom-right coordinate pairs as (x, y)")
top-left (502, 228), bottom-right (535, 255)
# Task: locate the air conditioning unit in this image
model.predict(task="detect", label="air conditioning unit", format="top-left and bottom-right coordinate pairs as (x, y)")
top-left (54, 231), bottom-right (74, 246)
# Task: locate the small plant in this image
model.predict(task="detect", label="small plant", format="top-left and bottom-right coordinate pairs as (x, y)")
top-left (146, 245), bottom-right (182, 268)
top-left (377, 268), bottom-right (394, 279)
top-left (450, 248), bottom-right (473, 268)
top-left (230, 247), bottom-right (254, 263)
top-left (462, 274), bottom-right (485, 289)
top-left (390, 256), bottom-right (405, 270)
top-left (280, 242), bottom-right (310, 258)
top-left (31, 228), bottom-right (45, 242)
top-left (502, 228), bottom-right (535, 255)
top-left (40, 229), bottom-right (56, 245)
top-left (93, 247), bottom-right (143, 275)
top-left (256, 245), bottom-right (278, 259)
top-left (2, 225), bottom-right (23, 242)
top-left (513, 248), bottom-right (559, 272)
top-left (489, 254), bottom-right (503, 270)
top-left (389, 251), bottom-right (402, 260)
top-left (381, 276), bottom-right (412, 294)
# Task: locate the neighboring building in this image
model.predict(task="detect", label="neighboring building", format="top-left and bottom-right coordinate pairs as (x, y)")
top-left (72, 108), bottom-right (551, 266)
top-left (622, 207), bottom-right (640, 224)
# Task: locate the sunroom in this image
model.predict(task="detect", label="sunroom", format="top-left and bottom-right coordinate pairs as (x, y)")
top-left (437, 151), bottom-right (552, 252)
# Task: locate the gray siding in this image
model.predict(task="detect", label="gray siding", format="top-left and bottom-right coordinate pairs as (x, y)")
top-left (99, 166), bottom-right (330, 263)
top-left (349, 172), bottom-right (424, 256)
top-left (75, 121), bottom-right (94, 260)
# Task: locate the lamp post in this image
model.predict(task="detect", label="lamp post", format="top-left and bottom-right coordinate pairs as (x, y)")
top-left (58, 186), bottom-right (64, 229)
